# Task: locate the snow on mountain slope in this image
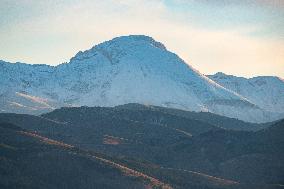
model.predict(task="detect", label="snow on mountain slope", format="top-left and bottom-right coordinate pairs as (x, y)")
top-left (208, 72), bottom-right (284, 114)
top-left (0, 35), bottom-right (282, 123)
top-left (0, 61), bottom-right (60, 114)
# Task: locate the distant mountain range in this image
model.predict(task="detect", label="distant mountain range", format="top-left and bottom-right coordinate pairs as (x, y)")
top-left (208, 72), bottom-right (284, 114)
top-left (1, 104), bottom-right (283, 189)
top-left (1, 35), bottom-right (283, 123)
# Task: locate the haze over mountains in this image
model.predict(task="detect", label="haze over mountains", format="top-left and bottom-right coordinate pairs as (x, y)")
top-left (0, 35), bottom-right (283, 123)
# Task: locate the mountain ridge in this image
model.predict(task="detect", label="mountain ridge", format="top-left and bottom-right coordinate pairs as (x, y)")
top-left (208, 72), bottom-right (284, 114)
top-left (1, 35), bottom-right (283, 123)
top-left (1, 106), bottom-right (283, 188)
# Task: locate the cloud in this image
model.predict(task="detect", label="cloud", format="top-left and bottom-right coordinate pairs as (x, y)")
top-left (183, 0), bottom-right (284, 8)
top-left (0, 0), bottom-right (283, 78)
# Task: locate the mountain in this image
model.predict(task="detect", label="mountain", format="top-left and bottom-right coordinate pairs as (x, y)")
top-left (0, 106), bottom-right (224, 164)
top-left (0, 122), bottom-right (172, 189)
top-left (0, 107), bottom-right (283, 188)
top-left (0, 35), bottom-right (283, 123)
top-left (208, 72), bottom-right (284, 114)
top-left (0, 121), bottom-right (265, 189)
top-left (174, 119), bottom-right (284, 185)
top-left (115, 103), bottom-right (272, 131)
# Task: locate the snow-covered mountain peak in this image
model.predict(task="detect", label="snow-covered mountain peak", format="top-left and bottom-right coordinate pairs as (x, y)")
top-left (70, 35), bottom-right (167, 64)
top-left (210, 73), bottom-right (284, 89)
top-left (250, 76), bottom-right (284, 87)
top-left (213, 72), bottom-right (228, 77)
top-left (97, 35), bottom-right (167, 50)
top-left (1, 35), bottom-right (283, 123)
top-left (70, 35), bottom-right (167, 63)
top-left (210, 72), bottom-right (245, 80)
top-left (211, 72), bottom-right (283, 82)
top-left (66, 35), bottom-right (249, 102)
top-left (208, 73), bottom-right (284, 114)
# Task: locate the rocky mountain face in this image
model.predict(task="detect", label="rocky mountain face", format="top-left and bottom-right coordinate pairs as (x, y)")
top-left (0, 35), bottom-right (283, 123)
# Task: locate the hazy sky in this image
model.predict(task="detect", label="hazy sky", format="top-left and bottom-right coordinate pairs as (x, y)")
top-left (0, 0), bottom-right (283, 78)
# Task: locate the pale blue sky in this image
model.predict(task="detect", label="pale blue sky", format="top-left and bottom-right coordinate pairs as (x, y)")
top-left (0, 0), bottom-right (283, 77)
top-left (164, 0), bottom-right (284, 37)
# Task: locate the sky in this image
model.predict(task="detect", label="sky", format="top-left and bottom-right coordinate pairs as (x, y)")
top-left (0, 0), bottom-right (283, 78)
